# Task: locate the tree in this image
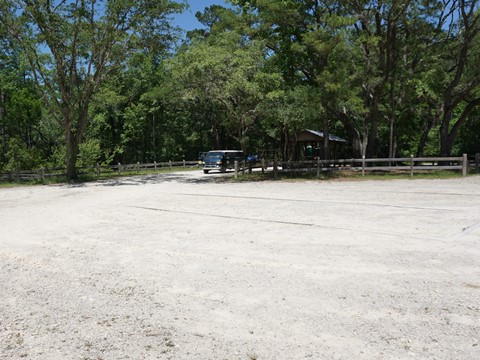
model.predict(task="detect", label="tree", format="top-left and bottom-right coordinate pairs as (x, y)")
top-left (0, 19), bottom-right (53, 169)
top-left (437, 0), bottom-right (480, 156)
top-left (172, 8), bottom-right (280, 154)
top-left (1, 0), bottom-right (185, 180)
top-left (231, 0), bottom-right (480, 159)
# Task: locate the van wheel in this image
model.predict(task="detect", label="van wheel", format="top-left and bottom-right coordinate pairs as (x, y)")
top-left (203, 170), bottom-right (209, 174)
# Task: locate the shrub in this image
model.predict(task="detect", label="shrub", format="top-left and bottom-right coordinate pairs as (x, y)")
top-left (77, 138), bottom-right (102, 168)
top-left (4, 138), bottom-right (41, 171)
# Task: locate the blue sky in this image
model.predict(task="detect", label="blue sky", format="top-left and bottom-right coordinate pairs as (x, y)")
top-left (173, 0), bottom-right (232, 32)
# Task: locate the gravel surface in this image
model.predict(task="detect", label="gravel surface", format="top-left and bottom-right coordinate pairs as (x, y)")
top-left (1, 172), bottom-right (480, 359)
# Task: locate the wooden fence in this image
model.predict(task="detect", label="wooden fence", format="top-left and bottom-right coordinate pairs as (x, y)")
top-left (1, 154), bottom-right (479, 183)
top-left (0, 160), bottom-right (199, 182)
top-left (242, 154), bottom-right (479, 178)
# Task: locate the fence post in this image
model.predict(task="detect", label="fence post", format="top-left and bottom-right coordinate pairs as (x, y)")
top-left (362, 156), bottom-right (365, 177)
top-left (40, 167), bottom-right (45, 182)
top-left (261, 159), bottom-right (265, 174)
top-left (273, 158), bottom-right (278, 179)
top-left (462, 154), bottom-right (468, 176)
top-left (96, 163), bottom-right (100, 178)
top-left (248, 160), bottom-right (252, 174)
top-left (476, 153), bottom-right (480, 174)
top-left (234, 160), bottom-right (239, 179)
top-left (154, 161), bottom-right (157, 171)
top-left (183, 159), bottom-right (186, 168)
top-left (410, 155), bottom-right (414, 177)
top-left (137, 162), bottom-right (140, 173)
top-left (118, 162), bottom-right (121, 174)
top-left (169, 160), bottom-right (172, 170)
top-left (316, 158), bottom-right (320, 178)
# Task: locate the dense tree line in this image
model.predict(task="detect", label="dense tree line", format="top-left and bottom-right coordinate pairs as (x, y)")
top-left (0, 0), bottom-right (479, 180)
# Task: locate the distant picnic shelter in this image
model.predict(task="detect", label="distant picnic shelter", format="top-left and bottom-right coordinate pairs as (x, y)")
top-left (290, 129), bottom-right (348, 160)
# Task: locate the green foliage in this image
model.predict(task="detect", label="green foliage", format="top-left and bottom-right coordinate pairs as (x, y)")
top-left (455, 110), bottom-right (480, 155)
top-left (48, 146), bottom-right (66, 169)
top-left (4, 137), bottom-right (41, 171)
top-left (1, 0), bottom-right (186, 180)
top-left (77, 139), bottom-right (102, 168)
top-left (172, 28), bottom-right (279, 152)
top-left (2, 0), bottom-right (480, 175)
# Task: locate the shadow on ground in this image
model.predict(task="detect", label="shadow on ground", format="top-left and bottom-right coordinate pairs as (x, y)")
top-left (87, 170), bottom-right (234, 187)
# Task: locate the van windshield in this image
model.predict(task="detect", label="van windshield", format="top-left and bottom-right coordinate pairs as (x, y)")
top-left (204, 152), bottom-right (223, 161)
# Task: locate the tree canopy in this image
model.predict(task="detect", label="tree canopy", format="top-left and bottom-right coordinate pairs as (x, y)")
top-left (0, 0), bottom-right (479, 179)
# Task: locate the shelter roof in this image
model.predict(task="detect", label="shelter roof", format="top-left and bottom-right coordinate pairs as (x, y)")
top-left (296, 129), bottom-right (347, 143)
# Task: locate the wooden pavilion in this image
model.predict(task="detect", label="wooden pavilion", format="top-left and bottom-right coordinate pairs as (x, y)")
top-left (290, 129), bottom-right (348, 160)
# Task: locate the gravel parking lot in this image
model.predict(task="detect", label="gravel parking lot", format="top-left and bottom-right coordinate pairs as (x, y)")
top-left (1, 172), bottom-right (480, 359)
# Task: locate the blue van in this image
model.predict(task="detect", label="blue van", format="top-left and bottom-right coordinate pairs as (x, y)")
top-left (202, 150), bottom-right (244, 174)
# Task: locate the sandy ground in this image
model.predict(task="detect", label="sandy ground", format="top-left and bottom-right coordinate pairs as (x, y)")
top-left (1, 171), bottom-right (480, 360)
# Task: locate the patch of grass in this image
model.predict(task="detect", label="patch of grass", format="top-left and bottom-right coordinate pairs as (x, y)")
top-left (0, 178), bottom-right (55, 188)
top-left (79, 166), bottom-right (198, 181)
top-left (0, 182), bottom-right (24, 188)
top-left (230, 169), bottom-right (466, 182)
top-left (350, 170), bottom-right (464, 180)
top-left (0, 166), bottom-right (200, 187)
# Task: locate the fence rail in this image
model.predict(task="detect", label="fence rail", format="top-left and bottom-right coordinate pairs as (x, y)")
top-left (0, 160), bottom-right (199, 182)
top-left (245, 154), bottom-right (478, 178)
top-left (1, 154), bottom-right (479, 183)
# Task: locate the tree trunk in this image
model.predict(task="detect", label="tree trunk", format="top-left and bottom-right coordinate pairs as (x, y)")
top-left (346, 126), bottom-right (364, 158)
top-left (323, 112), bottom-right (329, 160)
top-left (0, 89), bottom-right (6, 164)
top-left (439, 134), bottom-right (455, 157)
top-left (388, 118), bottom-right (395, 158)
top-left (416, 129), bottom-right (431, 158)
top-left (282, 127), bottom-right (289, 161)
top-left (439, 98), bottom-right (480, 156)
top-left (438, 3), bottom-right (480, 156)
top-left (366, 93), bottom-right (380, 158)
top-left (388, 56), bottom-right (398, 159)
top-left (65, 127), bottom-right (78, 181)
top-left (337, 111), bottom-right (365, 158)
top-left (211, 125), bottom-right (221, 149)
top-left (439, 117), bottom-right (452, 157)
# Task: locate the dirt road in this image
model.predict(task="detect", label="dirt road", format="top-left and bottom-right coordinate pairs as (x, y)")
top-left (1, 172), bottom-right (479, 359)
